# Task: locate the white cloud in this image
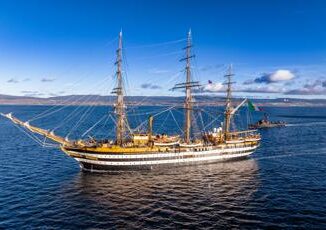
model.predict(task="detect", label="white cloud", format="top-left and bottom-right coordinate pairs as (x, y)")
top-left (237, 85), bottom-right (284, 94)
top-left (285, 79), bottom-right (326, 95)
top-left (148, 68), bottom-right (170, 74)
top-left (202, 82), bottom-right (224, 92)
top-left (269, 70), bottom-right (295, 82)
top-left (41, 78), bottom-right (56, 82)
top-left (249, 69), bottom-right (296, 84)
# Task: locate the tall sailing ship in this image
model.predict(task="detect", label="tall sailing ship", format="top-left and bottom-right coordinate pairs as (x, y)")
top-left (1, 30), bottom-right (261, 172)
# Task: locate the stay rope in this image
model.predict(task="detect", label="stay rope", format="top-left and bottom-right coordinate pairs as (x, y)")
top-left (28, 76), bottom-right (112, 122)
top-left (125, 38), bottom-right (186, 49)
top-left (81, 115), bottom-right (108, 138)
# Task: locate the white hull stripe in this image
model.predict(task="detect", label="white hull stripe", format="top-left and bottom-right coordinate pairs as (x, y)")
top-left (65, 146), bottom-right (258, 159)
top-left (74, 151), bottom-right (254, 166)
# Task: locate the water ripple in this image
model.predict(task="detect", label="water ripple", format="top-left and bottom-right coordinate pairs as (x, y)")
top-left (0, 106), bottom-right (326, 229)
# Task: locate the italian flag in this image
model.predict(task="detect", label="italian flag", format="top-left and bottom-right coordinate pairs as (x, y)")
top-left (248, 100), bottom-right (262, 111)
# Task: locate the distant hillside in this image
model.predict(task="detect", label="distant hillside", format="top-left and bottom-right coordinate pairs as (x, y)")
top-left (0, 94), bottom-right (325, 107)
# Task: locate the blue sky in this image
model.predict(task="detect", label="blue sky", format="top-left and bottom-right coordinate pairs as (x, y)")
top-left (0, 0), bottom-right (325, 98)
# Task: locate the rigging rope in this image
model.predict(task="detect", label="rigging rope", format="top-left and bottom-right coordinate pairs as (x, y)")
top-left (93, 114), bottom-right (112, 138)
top-left (13, 123), bottom-right (58, 148)
top-left (28, 76), bottom-right (112, 122)
top-left (104, 36), bottom-right (119, 47)
top-left (132, 106), bottom-right (176, 132)
top-left (202, 114), bottom-right (222, 130)
top-left (128, 71), bottom-right (182, 108)
top-left (135, 50), bottom-right (184, 61)
top-left (156, 112), bottom-right (171, 134)
top-left (81, 115), bottom-right (108, 137)
top-left (65, 95), bottom-right (103, 139)
top-left (169, 110), bottom-right (184, 134)
top-left (125, 38), bottom-right (186, 49)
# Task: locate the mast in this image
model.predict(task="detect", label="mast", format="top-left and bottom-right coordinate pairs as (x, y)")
top-left (113, 31), bottom-right (125, 146)
top-left (148, 115), bottom-right (153, 145)
top-left (224, 64), bottom-right (234, 140)
top-left (184, 30), bottom-right (192, 144)
top-left (172, 30), bottom-right (199, 144)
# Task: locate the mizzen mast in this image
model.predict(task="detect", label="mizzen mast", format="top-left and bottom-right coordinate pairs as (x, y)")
top-left (223, 64), bottom-right (234, 140)
top-left (112, 31), bottom-right (126, 146)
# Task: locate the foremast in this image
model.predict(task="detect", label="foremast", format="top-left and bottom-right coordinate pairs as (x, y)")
top-left (112, 31), bottom-right (126, 146)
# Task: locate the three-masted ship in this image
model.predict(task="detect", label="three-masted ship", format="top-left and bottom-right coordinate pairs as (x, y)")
top-left (1, 31), bottom-right (261, 172)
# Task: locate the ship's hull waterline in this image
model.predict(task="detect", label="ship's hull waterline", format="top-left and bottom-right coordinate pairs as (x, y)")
top-left (62, 145), bottom-right (259, 172)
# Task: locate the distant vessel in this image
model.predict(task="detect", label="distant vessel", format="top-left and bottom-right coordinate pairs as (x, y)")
top-left (249, 113), bottom-right (286, 129)
top-left (1, 30), bottom-right (261, 172)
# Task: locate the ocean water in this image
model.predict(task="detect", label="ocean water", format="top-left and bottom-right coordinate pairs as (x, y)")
top-left (0, 105), bottom-right (325, 229)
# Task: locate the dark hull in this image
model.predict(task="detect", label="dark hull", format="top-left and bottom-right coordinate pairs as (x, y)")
top-left (79, 156), bottom-right (250, 172)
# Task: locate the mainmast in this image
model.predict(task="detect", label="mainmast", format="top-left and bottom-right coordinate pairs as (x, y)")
top-left (172, 30), bottom-right (199, 144)
top-left (224, 64), bottom-right (234, 140)
top-left (184, 30), bottom-right (193, 144)
top-left (112, 31), bottom-right (125, 146)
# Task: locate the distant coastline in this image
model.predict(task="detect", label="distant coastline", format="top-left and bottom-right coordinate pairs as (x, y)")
top-left (0, 94), bottom-right (325, 107)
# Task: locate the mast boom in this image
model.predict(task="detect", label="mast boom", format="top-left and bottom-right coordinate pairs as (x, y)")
top-left (179, 55), bottom-right (195, 62)
top-left (230, 98), bottom-right (248, 115)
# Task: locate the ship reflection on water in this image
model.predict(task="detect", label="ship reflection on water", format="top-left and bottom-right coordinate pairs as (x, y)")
top-left (62, 159), bottom-right (259, 228)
